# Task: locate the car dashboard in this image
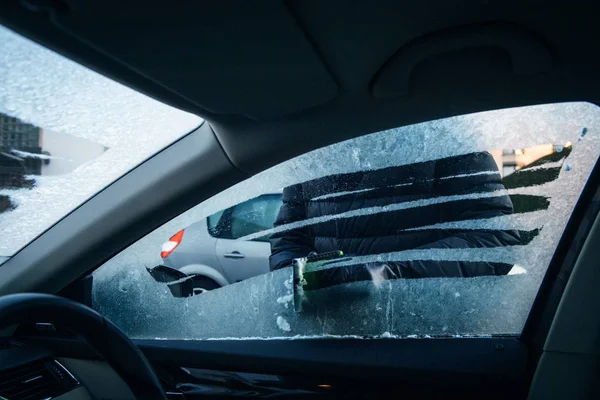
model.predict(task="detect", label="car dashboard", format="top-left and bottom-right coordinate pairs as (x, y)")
top-left (1, 340), bottom-right (332, 400)
top-left (0, 343), bottom-right (82, 400)
top-left (0, 338), bottom-right (358, 400)
top-left (0, 322), bottom-right (529, 400)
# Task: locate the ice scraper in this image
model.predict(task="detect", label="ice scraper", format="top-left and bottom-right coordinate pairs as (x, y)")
top-left (292, 250), bottom-right (346, 312)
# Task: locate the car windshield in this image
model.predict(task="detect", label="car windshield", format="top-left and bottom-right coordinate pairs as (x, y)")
top-left (93, 101), bottom-right (600, 340)
top-left (0, 26), bottom-right (202, 257)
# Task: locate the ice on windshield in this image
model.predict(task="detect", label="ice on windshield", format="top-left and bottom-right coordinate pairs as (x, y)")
top-left (92, 102), bottom-right (600, 340)
top-left (0, 26), bottom-right (202, 256)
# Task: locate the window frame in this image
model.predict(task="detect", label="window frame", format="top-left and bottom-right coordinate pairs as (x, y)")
top-left (520, 155), bottom-right (600, 356)
top-left (207, 207), bottom-right (235, 239)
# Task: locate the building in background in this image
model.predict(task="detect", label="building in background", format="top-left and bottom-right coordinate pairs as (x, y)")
top-left (0, 112), bottom-right (42, 189)
top-left (1, 111), bottom-right (107, 181)
top-left (0, 112), bottom-right (41, 153)
top-left (0, 111), bottom-right (107, 214)
top-left (490, 143), bottom-right (571, 178)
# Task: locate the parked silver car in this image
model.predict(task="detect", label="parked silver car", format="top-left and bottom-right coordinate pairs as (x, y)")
top-left (158, 193), bottom-right (283, 293)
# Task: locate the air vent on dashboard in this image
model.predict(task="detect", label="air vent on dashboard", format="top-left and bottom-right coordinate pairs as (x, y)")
top-left (0, 359), bottom-right (78, 400)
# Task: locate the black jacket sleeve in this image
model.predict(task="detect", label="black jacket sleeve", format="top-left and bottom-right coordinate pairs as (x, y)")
top-left (383, 233), bottom-right (517, 278)
top-left (269, 152), bottom-right (522, 277)
top-left (385, 151), bottom-right (521, 277)
top-left (269, 184), bottom-right (314, 271)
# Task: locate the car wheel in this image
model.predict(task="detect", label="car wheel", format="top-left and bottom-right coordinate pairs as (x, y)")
top-left (191, 276), bottom-right (220, 295)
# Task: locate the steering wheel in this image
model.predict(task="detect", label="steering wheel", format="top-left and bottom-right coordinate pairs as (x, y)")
top-left (0, 293), bottom-right (167, 400)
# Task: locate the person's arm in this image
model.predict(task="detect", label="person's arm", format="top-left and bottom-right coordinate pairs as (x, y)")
top-left (269, 184), bottom-right (314, 271)
top-left (386, 151), bottom-right (522, 278)
top-left (383, 232), bottom-right (518, 278)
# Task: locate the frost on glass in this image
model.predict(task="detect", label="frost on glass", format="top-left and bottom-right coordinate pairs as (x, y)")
top-left (0, 26), bottom-right (202, 256)
top-left (93, 102), bottom-right (600, 339)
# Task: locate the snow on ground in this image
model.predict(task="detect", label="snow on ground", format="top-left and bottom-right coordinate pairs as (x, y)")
top-left (0, 26), bottom-right (202, 256)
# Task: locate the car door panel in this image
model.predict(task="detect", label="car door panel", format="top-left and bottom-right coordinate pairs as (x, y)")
top-left (216, 239), bottom-right (271, 282)
top-left (214, 194), bottom-right (282, 282)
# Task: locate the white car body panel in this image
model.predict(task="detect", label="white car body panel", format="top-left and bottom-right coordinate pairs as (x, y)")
top-left (215, 239), bottom-right (271, 283)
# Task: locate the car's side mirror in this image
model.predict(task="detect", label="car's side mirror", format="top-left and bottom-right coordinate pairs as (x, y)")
top-left (146, 265), bottom-right (195, 298)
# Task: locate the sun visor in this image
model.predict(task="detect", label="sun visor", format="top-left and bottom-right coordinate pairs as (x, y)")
top-left (46, 1), bottom-right (338, 121)
top-left (372, 23), bottom-right (552, 99)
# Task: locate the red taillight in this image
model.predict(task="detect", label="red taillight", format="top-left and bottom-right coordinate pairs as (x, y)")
top-left (160, 229), bottom-right (184, 259)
